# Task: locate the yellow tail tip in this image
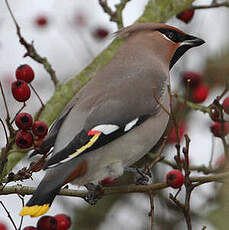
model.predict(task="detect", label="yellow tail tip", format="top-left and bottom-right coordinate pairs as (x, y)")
top-left (20, 204), bottom-right (50, 217)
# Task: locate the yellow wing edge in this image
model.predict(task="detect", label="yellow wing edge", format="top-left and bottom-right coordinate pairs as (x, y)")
top-left (20, 204), bottom-right (50, 217)
top-left (71, 133), bottom-right (101, 158)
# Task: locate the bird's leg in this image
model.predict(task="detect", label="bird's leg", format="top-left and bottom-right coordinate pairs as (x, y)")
top-left (84, 183), bottom-right (104, 205)
top-left (124, 166), bottom-right (152, 185)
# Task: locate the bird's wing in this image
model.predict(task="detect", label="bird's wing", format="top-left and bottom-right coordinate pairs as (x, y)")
top-left (44, 73), bottom-right (167, 169)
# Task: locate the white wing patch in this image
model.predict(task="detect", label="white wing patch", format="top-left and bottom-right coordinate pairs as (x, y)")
top-left (124, 118), bottom-right (139, 132)
top-left (91, 124), bottom-right (119, 135)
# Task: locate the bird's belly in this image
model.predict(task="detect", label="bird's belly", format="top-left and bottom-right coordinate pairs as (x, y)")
top-left (71, 89), bottom-right (170, 185)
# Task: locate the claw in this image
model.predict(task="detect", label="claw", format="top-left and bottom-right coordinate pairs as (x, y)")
top-left (84, 183), bottom-right (104, 205)
top-left (124, 166), bottom-right (152, 185)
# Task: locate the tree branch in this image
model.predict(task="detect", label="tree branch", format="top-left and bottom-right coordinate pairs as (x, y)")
top-left (1, 172), bottom-right (229, 197)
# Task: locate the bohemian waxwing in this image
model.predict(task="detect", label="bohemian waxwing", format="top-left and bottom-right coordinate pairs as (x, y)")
top-left (20, 23), bottom-right (205, 217)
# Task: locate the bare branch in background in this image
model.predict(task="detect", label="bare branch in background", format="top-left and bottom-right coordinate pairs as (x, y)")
top-left (99, 0), bottom-right (131, 28)
top-left (5, 0), bottom-right (59, 87)
top-left (0, 201), bottom-right (18, 230)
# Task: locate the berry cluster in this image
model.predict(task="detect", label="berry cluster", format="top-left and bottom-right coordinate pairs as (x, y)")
top-left (15, 112), bottom-right (48, 149)
top-left (182, 71), bottom-right (209, 103)
top-left (23, 214), bottom-right (71, 230)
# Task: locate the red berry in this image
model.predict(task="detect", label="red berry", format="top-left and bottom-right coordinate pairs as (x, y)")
top-left (16, 64), bottom-right (34, 83)
top-left (0, 223), bottom-right (7, 230)
top-left (55, 214), bottom-right (71, 230)
top-left (223, 97), bottom-right (229, 115)
top-left (23, 227), bottom-right (37, 230)
top-left (168, 122), bottom-right (186, 143)
top-left (166, 170), bottom-right (184, 189)
top-left (11, 80), bottom-right (31, 102)
top-left (191, 83), bottom-right (208, 103)
top-left (32, 121), bottom-right (48, 137)
top-left (37, 216), bottom-right (57, 230)
top-left (35, 15), bottom-right (48, 27)
top-left (100, 177), bottom-right (117, 187)
top-left (176, 10), bottom-right (194, 23)
top-left (182, 71), bottom-right (202, 87)
top-left (210, 122), bottom-right (229, 137)
top-left (15, 112), bottom-right (33, 130)
top-left (15, 130), bottom-right (33, 149)
top-left (93, 28), bottom-right (109, 39)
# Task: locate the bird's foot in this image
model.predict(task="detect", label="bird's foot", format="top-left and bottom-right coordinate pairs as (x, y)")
top-left (125, 166), bottom-right (152, 185)
top-left (84, 183), bottom-right (104, 205)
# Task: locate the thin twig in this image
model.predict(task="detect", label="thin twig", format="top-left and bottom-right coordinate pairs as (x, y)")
top-left (147, 137), bottom-right (167, 172)
top-left (5, 0), bottom-right (59, 87)
top-left (17, 194), bottom-right (25, 230)
top-left (174, 93), bottom-right (210, 114)
top-left (0, 201), bottom-right (18, 230)
top-left (183, 135), bottom-right (193, 230)
top-left (0, 81), bottom-right (15, 137)
top-left (208, 135), bottom-right (215, 168)
top-left (168, 85), bottom-right (182, 169)
top-left (0, 118), bottom-right (9, 146)
top-left (148, 191), bottom-right (155, 230)
top-left (153, 88), bottom-right (170, 115)
top-left (29, 83), bottom-right (44, 107)
top-left (216, 87), bottom-right (228, 101)
top-left (10, 102), bottom-right (26, 124)
top-left (98, 0), bottom-right (131, 28)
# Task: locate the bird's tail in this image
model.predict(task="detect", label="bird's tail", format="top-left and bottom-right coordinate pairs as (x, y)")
top-left (20, 179), bottom-right (62, 217)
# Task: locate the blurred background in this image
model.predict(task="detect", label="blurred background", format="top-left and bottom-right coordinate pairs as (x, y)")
top-left (0, 0), bottom-right (229, 229)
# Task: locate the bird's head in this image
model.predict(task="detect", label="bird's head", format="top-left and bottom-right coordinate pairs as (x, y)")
top-left (116, 23), bottom-right (205, 70)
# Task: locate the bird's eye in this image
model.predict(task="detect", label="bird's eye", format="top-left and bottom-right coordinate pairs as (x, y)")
top-left (166, 31), bottom-right (175, 39)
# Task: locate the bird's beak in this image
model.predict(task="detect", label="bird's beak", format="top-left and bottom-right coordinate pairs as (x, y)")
top-left (169, 35), bottom-right (205, 70)
top-left (181, 35), bottom-right (205, 47)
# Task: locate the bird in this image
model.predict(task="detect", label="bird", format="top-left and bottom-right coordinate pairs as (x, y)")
top-left (20, 22), bottom-right (205, 217)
